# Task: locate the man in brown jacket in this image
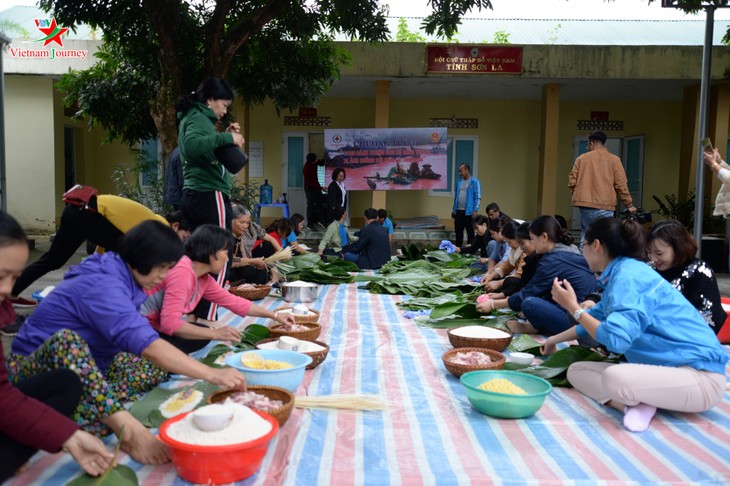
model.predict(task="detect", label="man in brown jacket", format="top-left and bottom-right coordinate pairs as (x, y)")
top-left (569, 131), bottom-right (635, 245)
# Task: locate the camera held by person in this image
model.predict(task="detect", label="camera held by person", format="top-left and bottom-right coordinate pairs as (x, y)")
top-left (621, 208), bottom-right (652, 224)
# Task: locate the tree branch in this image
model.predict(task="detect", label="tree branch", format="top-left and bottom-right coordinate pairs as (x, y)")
top-left (210, 0), bottom-right (292, 77)
top-left (204, 0), bottom-right (234, 75)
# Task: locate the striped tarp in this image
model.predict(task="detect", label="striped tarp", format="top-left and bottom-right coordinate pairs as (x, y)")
top-left (7, 281), bottom-right (730, 485)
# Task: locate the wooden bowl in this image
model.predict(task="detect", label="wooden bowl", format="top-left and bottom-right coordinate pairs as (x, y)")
top-left (447, 326), bottom-right (513, 352)
top-left (269, 322), bottom-right (322, 342)
top-left (229, 284), bottom-right (271, 301)
top-left (441, 347), bottom-right (506, 378)
top-left (207, 385), bottom-right (294, 426)
top-left (274, 306), bottom-right (321, 324)
top-left (256, 338), bottom-right (330, 370)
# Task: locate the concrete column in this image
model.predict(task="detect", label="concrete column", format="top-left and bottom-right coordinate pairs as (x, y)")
top-left (538, 83), bottom-right (560, 215)
top-left (372, 80), bottom-right (390, 210)
top-left (705, 84), bottom-right (730, 205)
top-left (679, 85), bottom-right (700, 199)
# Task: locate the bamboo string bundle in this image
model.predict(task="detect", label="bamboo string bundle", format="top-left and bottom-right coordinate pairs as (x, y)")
top-left (264, 246), bottom-right (293, 265)
top-left (294, 395), bottom-right (388, 411)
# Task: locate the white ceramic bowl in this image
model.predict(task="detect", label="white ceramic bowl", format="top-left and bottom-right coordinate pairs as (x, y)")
top-left (277, 336), bottom-right (301, 351)
top-left (292, 304), bottom-right (309, 316)
top-left (509, 352), bottom-right (535, 366)
top-left (192, 404), bottom-right (235, 432)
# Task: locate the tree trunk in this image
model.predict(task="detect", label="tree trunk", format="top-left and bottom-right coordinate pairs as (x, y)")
top-left (145, 0), bottom-right (184, 159)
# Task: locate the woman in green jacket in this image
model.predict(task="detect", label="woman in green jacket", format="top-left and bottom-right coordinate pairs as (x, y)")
top-left (175, 77), bottom-right (246, 321)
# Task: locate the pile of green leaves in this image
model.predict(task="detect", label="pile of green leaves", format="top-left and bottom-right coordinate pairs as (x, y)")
top-left (356, 250), bottom-right (481, 298)
top-left (275, 253), bottom-right (359, 284)
top-left (397, 293), bottom-right (468, 311)
top-left (398, 243), bottom-right (436, 261)
top-left (504, 335), bottom-right (616, 386)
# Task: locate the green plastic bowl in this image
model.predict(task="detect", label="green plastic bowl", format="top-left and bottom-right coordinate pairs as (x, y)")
top-left (460, 370), bottom-right (553, 419)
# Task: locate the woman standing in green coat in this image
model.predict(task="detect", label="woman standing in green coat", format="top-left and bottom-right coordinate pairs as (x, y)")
top-left (175, 77), bottom-right (246, 322)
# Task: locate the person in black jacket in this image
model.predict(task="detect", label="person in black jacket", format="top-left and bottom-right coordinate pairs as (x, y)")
top-left (455, 214), bottom-right (490, 270)
top-left (342, 208), bottom-right (390, 269)
top-left (326, 168), bottom-right (347, 224)
top-left (647, 220), bottom-right (726, 334)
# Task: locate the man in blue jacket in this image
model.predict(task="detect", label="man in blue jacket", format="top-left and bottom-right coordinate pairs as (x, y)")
top-left (451, 163), bottom-right (482, 246)
top-left (343, 208), bottom-right (390, 269)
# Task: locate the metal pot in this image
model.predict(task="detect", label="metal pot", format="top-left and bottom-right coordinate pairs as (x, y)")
top-left (281, 281), bottom-right (320, 303)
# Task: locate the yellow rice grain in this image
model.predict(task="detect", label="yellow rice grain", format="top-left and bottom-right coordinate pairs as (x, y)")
top-left (477, 378), bottom-right (527, 395)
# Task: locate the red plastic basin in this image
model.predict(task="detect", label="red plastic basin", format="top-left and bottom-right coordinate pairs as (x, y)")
top-left (158, 409), bottom-right (279, 484)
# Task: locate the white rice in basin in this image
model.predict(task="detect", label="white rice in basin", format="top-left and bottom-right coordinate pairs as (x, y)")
top-left (167, 404), bottom-right (273, 446)
top-left (450, 326), bottom-right (511, 339)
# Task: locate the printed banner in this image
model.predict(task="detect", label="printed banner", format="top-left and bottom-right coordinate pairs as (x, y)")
top-left (324, 128), bottom-right (448, 191)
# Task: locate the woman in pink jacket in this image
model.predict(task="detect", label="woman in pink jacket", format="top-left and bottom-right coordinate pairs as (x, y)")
top-left (142, 224), bottom-right (295, 353)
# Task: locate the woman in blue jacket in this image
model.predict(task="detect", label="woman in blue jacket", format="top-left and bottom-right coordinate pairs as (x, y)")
top-left (544, 217), bottom-right (727, 433)
top-left (477, 215), bottom-right (598, 335)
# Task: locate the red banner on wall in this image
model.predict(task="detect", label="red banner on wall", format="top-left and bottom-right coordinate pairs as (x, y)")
top-left (426, 45), bottom-right (523, 74)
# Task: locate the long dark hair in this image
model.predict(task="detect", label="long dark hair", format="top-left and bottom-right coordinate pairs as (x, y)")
top-left (501, 220), bottom-right (521, 240)
top-left (266, 218), bottom-right (292, 237)
top-left (585, 217), bottom-right (645, 261)
top-left (175, 77), bottom-right (235, 114)
top-left (290, 213), bottom-right (305, 236)
top-left (529, 215), bottom-right (573, 246)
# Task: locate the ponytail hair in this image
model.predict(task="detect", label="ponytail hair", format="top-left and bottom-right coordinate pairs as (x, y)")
top-left (472, 214), bottom-right (489, 227)
top-left (529, 215), bottom-right (573, 246)
top-left (175, 77), bottom-right (235, 114)
top-left (585, 217), bottom-right (645, 261)
top-left (488, 217), bottom-right (506, 233)
top-left (516, 221), bottom-right (531, 241)
top-left (501, 220), bottom-right (520, 240)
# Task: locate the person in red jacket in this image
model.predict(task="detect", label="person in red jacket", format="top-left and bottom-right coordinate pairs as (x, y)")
top-left (303, 153), bottom-right (327, 229)
top-left (0, 211), bottom-right (112, 481)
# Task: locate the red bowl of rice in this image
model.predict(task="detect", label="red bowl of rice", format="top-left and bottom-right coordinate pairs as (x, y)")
top-left (158, 408), bottom-right (278, 484)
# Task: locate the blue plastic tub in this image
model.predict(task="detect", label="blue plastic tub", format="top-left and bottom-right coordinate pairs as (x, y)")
top-left (225, 349), bottom-right (312, 392)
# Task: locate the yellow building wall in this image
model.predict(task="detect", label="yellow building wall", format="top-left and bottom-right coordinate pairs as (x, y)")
top-left (247, 95), bottom-right (688, 227)
top-left (4, 76), bottom-right (57, 233)
top-left (555, 101), bottom-right (684, 223)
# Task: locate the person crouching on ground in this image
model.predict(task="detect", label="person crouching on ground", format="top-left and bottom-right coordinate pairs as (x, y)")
top-left (318, 206), bottom-right (355, 258)
top-left (543, 217), bottom-right (727, 433)
top-left (476, 215), bottom-right (598, 336)
top-left (342, 208), bottom-right (390, 270)
top-left (142, 224), bottom-right (296, 354)
top-left (8, 221), bottom-right (246, 465)
top-left (0, 211), bottom-right (113, 482)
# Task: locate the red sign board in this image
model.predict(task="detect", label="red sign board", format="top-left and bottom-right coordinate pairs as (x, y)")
top-left (299, 106), bottom-right (317, 117)
top-left (591, 111), bottom-right (609, 121)
top-left (426, 45), bottom-right (523, 74)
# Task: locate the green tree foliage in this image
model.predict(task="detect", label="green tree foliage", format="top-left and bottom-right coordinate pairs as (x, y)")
top-left (42, 0), bottom-right (494, 157)
top-left (491, 30), bottom-right (510, 44)
top-left (395, 18), bottom-right (427, 42)
top-left (42, 0), bottom-right (393, 156)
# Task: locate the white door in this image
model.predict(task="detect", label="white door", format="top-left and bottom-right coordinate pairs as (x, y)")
top-left (282, 133), bottom-right (308, 218)
top-left (570, 135), bottom-right (622, 232)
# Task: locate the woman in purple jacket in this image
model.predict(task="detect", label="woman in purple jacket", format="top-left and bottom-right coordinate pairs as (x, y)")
top-left (0, 211), bottom-right (112, 481)
top-left (9, 221), bottom-right (246, 466)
